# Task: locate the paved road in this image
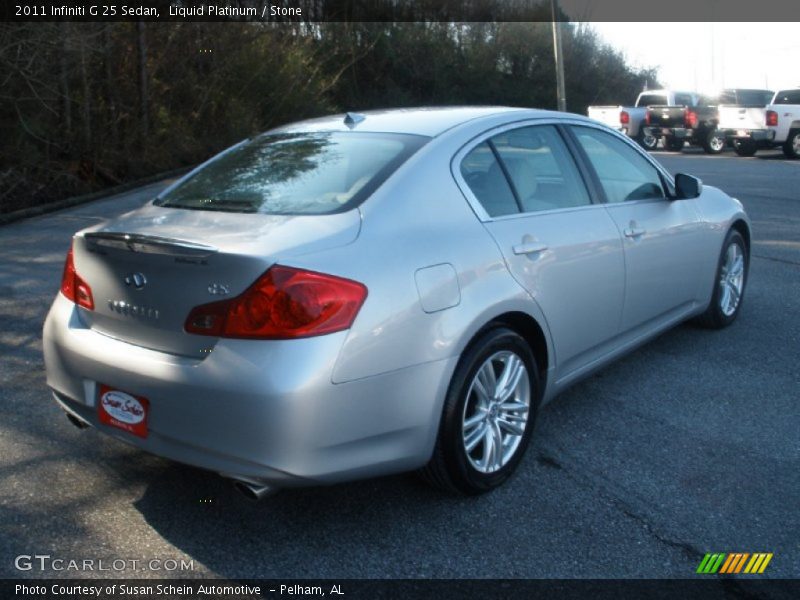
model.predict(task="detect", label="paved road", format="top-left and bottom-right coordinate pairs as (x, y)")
top-left (1, 149), bottom-right (798, 582)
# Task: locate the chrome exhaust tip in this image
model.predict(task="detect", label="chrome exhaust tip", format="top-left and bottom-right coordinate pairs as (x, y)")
top-left (231, 480), bottom-right (276, 501)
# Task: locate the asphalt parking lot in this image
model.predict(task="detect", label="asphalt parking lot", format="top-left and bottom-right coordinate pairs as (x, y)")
top-left (0, 147), bottom-right (798, 581)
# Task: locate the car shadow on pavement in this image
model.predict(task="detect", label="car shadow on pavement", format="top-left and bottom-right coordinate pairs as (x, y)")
top-left (132, 462), bottom-right (487, 578)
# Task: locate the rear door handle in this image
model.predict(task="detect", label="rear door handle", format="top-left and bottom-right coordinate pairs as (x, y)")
top-left (624, 227), bottom-right (646, 238)
top-left (513, 242), bottom-right (548, 255)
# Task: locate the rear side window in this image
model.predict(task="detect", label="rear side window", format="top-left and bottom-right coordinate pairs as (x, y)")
top-left (461, 142), bottom-right (519, 217)
top-left (572, 126), bottom-right (665, 203)
top-left (490, 125), bottom-right (591, 213)
top-left (773, 90), bottom-right (800, 105)
top-left (460, 142), bottom-right (519, 217)
top-left (156, 132), bottom-right (428, 215)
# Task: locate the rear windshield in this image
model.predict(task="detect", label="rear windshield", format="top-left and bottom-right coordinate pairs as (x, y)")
top-left (636, 94), bottom-right (667, 107)
top-left (773, 90), bottom-right (800, 105)
top-left (155, 131), bottom-right (429, 214)
top-left (737, 90), bottom-right (774, 106)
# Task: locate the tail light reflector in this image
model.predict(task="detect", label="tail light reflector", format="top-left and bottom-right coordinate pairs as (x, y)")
top-left (60, 242), bottom-right (94, 310)
top-left (685, 109), bottom-right (698, 128)
top-left (766, 110), bottom-right (778, 126)
top-left (185, 265), bottom-right (367, 339)
top-left (620, 111), bottom-right (630, 125)
top-left (644, 111), bottom-right (650, 125)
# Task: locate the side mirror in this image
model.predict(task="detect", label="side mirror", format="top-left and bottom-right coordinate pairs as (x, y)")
top-left (674, 173), bottom-right (703, 199)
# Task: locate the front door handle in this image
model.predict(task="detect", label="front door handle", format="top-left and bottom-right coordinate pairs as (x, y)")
top-left (513, 241), bottom-right (548, 255)
top-left (624, 227), bottom-right (646, 239)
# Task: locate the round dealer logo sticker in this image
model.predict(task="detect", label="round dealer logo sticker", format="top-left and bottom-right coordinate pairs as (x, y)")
top-left (100, 390), bottom-right (145, 425)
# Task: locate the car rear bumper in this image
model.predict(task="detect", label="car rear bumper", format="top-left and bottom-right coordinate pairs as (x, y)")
top-left (43, 294), bottom-right (454, 487)
top-left (720, 128), bottom-right (775, 142)
top-left (644, 126), bottom-right (693, 139)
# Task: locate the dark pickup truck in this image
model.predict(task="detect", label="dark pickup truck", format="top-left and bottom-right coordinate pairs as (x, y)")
top-left (644, 89), bottom-right (775, 154)
top-left (643, 94), bottom-right (724, 154)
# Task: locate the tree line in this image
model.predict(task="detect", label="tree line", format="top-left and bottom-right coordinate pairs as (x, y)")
top-left (0, 21), bottom-right (658, 213)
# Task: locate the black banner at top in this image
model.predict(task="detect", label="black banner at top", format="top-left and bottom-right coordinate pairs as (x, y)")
top-left (3, 0), bottom-right (800, 22)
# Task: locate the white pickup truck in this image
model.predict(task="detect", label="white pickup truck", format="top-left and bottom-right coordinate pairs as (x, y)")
top-left (767, 88), bottom-right (800, 159)
top-left (718, 88), bottom-right (800, 158)
top-left (587, 90), bottom-right (696, 150)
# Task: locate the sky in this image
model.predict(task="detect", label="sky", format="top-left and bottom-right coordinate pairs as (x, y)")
top-left (585, 22), bottom-right (799, 95)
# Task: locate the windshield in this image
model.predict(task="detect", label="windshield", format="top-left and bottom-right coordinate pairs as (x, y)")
top-left (155, 131), bottom-right (429, 214)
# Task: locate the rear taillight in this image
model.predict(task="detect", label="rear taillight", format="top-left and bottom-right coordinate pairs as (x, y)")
top-left (644, 112), bottom-right (650, 125)
top-left (620, 111), bottom-right (630, 125)
top-left (185, 265), bottom-right (367, 339)
top-left (766, 110), bottom-right (778, 126)
top-left (60, 242), bottom-right (94, 310)
top-left (685, 109), bottom-right (698, 128)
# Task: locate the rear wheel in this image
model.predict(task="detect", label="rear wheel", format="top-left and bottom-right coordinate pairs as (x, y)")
top-left (420, 327), bottom-right (539, 495)
top-left (664, 136), bottom-right (685, 152)
top-left (637, 127), bottom-right (658, 151)
top-left (702, 130), bottom-right (725, 154)
top-left (694, 229), bottom-right (748, 329)
top-left (782, 129), bottom-right (800, 159)
top-left (733, 139), bottom-right (757, 157)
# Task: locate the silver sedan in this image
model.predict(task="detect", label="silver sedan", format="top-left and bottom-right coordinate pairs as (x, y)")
top-left (43, 107), bottom-right (750, 498)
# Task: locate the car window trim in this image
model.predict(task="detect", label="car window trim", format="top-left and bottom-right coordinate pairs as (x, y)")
top-left (555, 123), bottom-right (607, 204)
top-left (486, 139), bottom-right (525, 214)
top-left (452, 118), bottom-right (606, 222)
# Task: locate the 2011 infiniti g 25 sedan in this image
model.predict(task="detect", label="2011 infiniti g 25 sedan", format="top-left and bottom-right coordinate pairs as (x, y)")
top-left (43, 107), bottom-right (751, 498)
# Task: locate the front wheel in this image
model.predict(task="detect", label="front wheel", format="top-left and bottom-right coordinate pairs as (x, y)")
top-left (703, 130), bottom-right (725, 154)
top-left (694, 229), bottom-right (749, 329)
top-left (733, 139), bottom-right (757, 157)
top-left (420, 327), bottom-right (539, 495)
top-left (782, 129), bottom-right (800, 159)
top-left (664, 136), bottom-right (685, 152)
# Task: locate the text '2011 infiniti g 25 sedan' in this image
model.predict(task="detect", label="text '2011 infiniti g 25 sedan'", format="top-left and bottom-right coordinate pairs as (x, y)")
top-left (43, 107), bottom-right (750, 498)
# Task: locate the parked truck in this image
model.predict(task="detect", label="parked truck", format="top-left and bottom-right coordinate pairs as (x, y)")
top-left (587, 90), bottom-right (692, 151)
top-left (767, 88), bottom-right (800, 159)
top-left (715, 89), bottom-right (777, 156)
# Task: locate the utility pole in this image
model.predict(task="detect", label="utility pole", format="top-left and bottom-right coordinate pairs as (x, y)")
top-left (551, 0), bottom-right (567, 112)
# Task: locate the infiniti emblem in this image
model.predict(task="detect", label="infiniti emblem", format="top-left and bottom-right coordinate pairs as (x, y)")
top-left (124, 272), bottom-right (147, 290)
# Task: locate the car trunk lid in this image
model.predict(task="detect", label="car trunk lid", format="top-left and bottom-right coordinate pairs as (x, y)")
top-left (718, 105), bottom-right (767, 131)
top-left (72, 203), bottom-right (361, 358)
top-left (647, 105), bottom-right (687, 129)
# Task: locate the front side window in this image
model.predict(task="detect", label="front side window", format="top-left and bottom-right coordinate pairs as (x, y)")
top-left (572, 126), bottom-right (665, 203)
top-left (156, 132), bottom-right (428, 215)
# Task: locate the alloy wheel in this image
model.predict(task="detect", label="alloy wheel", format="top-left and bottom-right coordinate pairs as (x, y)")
top-left (719, 242), bottom-right (745, 316)
top-left (461, 351), bottom-right (530, 474)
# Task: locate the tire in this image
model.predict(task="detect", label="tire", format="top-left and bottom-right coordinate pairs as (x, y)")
top-left (420, 326), bottom-right (539, 495)
top-left (636, 127), bottom-right (658, 151)
top-left (664, 136), bottom-right (685, 152)
top-left (782, 129), bottom-right (800, 159)
top-left (694, 229), bottom-right (749, 329)
top-left (733, 139), bottom-right (757, 157)
top-left (702, 130), bottom-right (725, 154)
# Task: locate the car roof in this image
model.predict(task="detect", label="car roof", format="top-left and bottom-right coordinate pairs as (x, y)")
top-left (272, 106), bottom-right (564, 137)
